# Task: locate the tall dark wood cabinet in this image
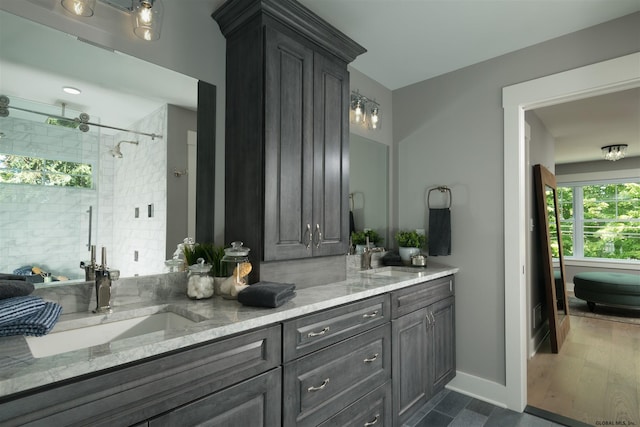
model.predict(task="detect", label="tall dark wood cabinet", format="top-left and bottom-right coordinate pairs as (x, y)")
top-left (213, 0), bottom-right (365, 281)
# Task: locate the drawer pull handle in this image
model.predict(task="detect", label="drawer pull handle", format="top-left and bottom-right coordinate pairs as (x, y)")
top-left (304, 224), bottom-right (312, 250)
top-left (362, 310), bottom-right (379, 319)
top-left (363, 353), bottom-right (379, 363)
top-left (307, 378), bottom-right (330, 392)
top-left (307, 326), bottom-right (330, 337)
top-left (364, 414), bottom-right (380, 426)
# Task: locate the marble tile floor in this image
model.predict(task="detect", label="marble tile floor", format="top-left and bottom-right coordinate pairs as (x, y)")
top-left (404, 389), bottom-right (574, 427)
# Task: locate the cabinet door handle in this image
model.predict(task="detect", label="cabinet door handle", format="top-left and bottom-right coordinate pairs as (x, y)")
top-left (304, 224), bottom-right (312, 249)
top-left (313, 223), bottom-right (322, 248)
top-left (364, 414), bottom-right (380, 426)
top-left (426, 313), bottom-right (431, 325)
top-left (363, 353), bottom-right (378, 363)
top-left (307, 326), bottom-right (330, 337)
top-left (307, 378), bottom-right (330, 392)
top-left (362, 310), bottom-right (378, 319)
top-left (430, 312), bottom-right (436, 324)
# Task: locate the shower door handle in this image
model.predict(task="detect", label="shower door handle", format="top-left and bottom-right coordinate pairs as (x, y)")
top-left (86, 206), bottom-right (93, 250)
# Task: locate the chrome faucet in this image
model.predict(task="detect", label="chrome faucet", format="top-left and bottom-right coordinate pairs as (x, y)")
top-left (361, 237), bottom-right (385, 270)
top-left (93, 247), bottom-right (119, 313)
top-left (80, 245), bottom-right (97, 282)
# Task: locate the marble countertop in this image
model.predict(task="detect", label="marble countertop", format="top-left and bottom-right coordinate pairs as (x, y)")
top-left (0, 263), bottom-right (458, 399)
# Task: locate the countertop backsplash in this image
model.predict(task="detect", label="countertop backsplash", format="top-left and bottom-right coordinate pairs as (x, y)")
top-left (32, 272), bottom-right (187, 315)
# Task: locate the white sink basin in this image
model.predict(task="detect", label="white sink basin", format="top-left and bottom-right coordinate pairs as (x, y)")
top-left (360, 266), bottom-right (430, 278)
top-left (26, 311), bottom-right (196, 358)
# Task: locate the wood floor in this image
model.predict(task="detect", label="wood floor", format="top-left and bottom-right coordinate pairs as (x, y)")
top-left (528, 314), bottom-right (640, 426)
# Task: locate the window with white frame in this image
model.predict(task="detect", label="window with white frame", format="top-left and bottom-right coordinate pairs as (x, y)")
top-left (0, 154), bottom-right (93, 189)
top-left (557, 180), bottom-right (640, 261)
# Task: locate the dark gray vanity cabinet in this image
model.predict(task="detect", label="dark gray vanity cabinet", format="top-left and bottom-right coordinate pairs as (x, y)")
top-left (282, 295), bottom-right (392, 426)
top-left (391, 276), bottom-right (456, 426)
top-left (0, 325), bottom-right (281, 427)
top-left (149, 368), bottom-right (281, 427)
top-left (213, 0), bottom-right (365, 280)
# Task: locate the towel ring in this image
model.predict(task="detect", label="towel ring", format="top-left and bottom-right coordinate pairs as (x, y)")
top-left (427, 186), bottom-right (452, 209)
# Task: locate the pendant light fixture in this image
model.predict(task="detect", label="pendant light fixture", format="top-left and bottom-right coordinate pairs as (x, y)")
top-left (61, 0), bottom-right (97, 17)
top-left (132, 0), bottom-right (164, 41)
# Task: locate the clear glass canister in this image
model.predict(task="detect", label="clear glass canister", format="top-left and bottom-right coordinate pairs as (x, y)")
top-left (187, 258), bottom-right (214, 299)
top-left (219, 241), bottom-right (252, 299)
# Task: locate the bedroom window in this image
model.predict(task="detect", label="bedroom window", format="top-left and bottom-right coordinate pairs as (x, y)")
top-left (0, 154), bottom-right (93, 189)
top-left (558, 180), bottom-right (640, 261)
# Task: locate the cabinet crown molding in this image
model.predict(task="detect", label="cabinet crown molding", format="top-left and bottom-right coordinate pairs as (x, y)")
top-left (212, 0), bottom-right (366, 63)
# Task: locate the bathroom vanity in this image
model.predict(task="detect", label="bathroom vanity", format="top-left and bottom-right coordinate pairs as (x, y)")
top-left (0, 264), bottom-right (457, 426)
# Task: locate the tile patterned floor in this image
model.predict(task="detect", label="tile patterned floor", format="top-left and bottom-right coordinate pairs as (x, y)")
top-left (404, 390), bottom-right (567, 427)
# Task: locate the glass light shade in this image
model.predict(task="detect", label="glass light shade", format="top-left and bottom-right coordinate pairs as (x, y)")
top-left (369, 106), bottom-right (380, 130)
top-left (601, 144), bottom-right (628, 161)
top-left (61, 0), bottom-right (96, 17)
top-left (352, 99), bottom-right (364, 124)
top-left (132, 0), bottom-right (164, 41)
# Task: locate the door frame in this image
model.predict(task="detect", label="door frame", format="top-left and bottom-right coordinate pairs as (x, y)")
top-left (502, 52), bottom-right (640, 411)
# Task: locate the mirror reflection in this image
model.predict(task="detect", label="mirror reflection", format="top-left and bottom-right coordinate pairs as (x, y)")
top-left (0, 10), bottom-right (199, 282)
top-left (534, 164), bottom-right (570, 353)
top-left (349, 134), bottom-right (389, 247)
top-left (545, 185), bottom-right (567, 319)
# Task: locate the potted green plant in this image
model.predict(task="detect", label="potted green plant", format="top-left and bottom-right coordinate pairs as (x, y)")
top-left (395, 230), bottom-right (426, 264)
top-left (351, 230), bottom-right (383, 254)
top-left (183, 243), bottom-right (225, 276)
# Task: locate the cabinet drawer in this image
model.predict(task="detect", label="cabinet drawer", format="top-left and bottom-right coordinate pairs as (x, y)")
top-left (0, 325), bottom-right (281, 427)
top-left (391, 275), bottom-right (454, 318)
top-left (283, 324), bottom-right (391, 427)
top-left (150, 368), bottom-right (281, 427)
top-left (283, 294), bottom-right (389, 362)
top-left (317, 382), bottom-right (391, 427)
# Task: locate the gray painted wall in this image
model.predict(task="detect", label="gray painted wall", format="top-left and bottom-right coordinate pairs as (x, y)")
top-left (392, 12), bottom-right (640, 384)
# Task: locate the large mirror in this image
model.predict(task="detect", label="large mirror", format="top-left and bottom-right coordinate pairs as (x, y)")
top-left (0, 10), bottom-right (203, 282)
top-left (534, 164), bottom-right (570, 353)
top-left (349, 134), bottom-right (389, 247)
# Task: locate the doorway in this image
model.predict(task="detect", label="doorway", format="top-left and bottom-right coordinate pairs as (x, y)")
top-left (502, 52), bottom-right (640, 412)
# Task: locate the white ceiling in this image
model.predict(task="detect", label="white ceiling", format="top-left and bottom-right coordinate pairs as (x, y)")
top-left (533, 88), bottom-right (640, 164)
top-left (1, 1), bottom-right (639, 161)
top-left (301, 0), bottom-right (640, 91)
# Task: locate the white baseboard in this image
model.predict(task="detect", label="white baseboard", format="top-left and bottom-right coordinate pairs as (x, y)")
top-left (529, 323), bottom-right (549, 358)
top-left (445, 371), bottom-right (510, 410)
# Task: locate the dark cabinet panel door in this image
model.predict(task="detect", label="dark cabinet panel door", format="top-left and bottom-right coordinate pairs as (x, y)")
top-left (429, 296), bottom-right (456, 394)
top-left (264, 27), bottom-right (314, 261)
top-left (391, 307), bottom-right (429, 426)
top-left (150, 368), bottom-right (281, 427)
top-left (312, 52), bottom-right (350, 257)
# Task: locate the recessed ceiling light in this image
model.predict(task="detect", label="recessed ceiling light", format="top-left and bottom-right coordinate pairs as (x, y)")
top-left (63, 86), bottom-right (82, 95)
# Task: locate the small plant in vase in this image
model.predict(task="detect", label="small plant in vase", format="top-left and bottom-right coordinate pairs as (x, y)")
top-left (351, 230), bottom-right (383, 254)
top-left (395, 230), bottom-right (426, 264)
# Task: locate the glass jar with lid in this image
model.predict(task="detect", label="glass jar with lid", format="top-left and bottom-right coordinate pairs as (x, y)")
top-left (219, 241), bottom-right (252, 299)
top-left (187, 258), bottom-right (214, 299)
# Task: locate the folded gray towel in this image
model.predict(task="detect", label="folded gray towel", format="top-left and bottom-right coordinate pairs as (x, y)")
top-left (0, 274), bottom-right (26, 281)
top-left (0, 301), bottom-right (62, 337)
top-left (0, 296), bottom-right (46, 326)
top-left (0, 280), bottom-right (35, 300)
top-left (237, 281), bottom-right (296, 308)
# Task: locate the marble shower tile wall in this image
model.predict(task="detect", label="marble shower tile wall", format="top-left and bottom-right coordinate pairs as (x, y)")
top-left (110, 105), bottom-right (167, 277)
top-left (0, 114), bottom-right (99, 279)
top-left (96, 134), bottom-right (115, 258)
